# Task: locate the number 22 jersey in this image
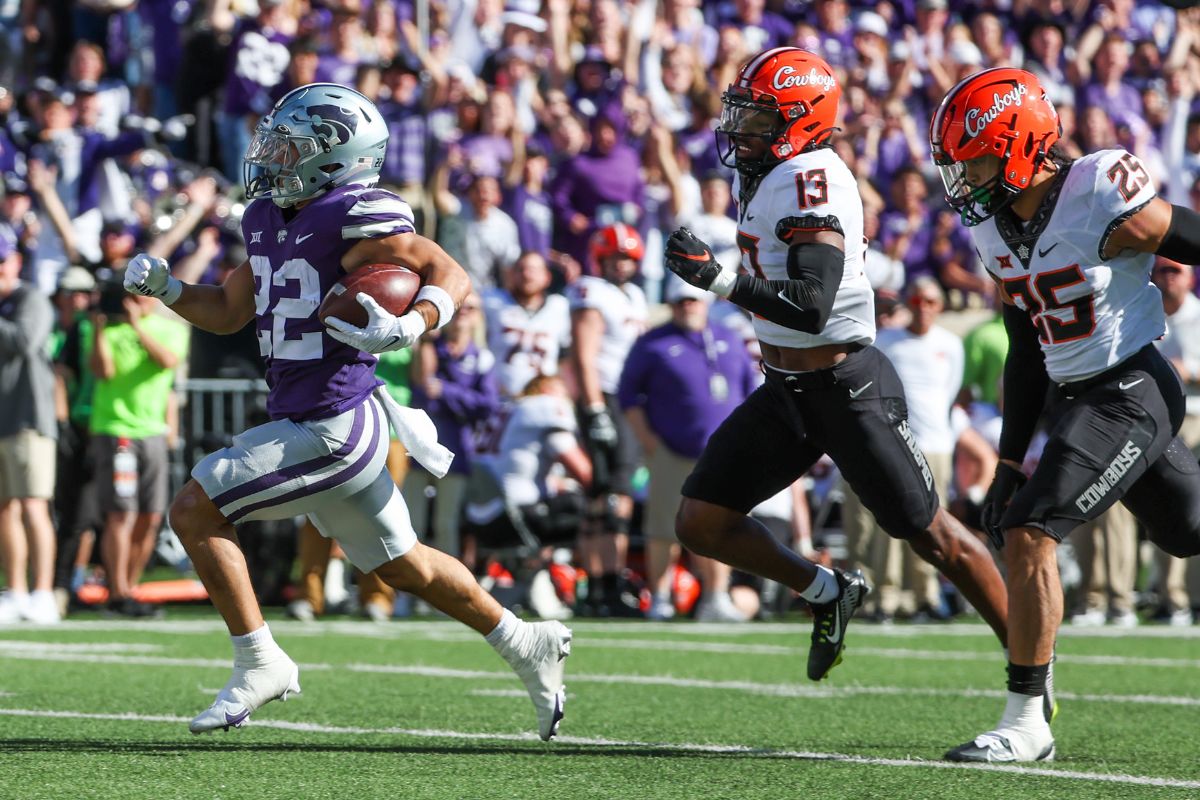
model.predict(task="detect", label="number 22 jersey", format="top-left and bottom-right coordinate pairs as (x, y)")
top-left (241, 183), bottom-right (416, 421)
top-left (973, 149), bottom-right (1166, 383)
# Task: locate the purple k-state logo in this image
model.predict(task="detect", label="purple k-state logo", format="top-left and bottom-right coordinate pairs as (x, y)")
top-left (307, 104), bottom-right (358, 146)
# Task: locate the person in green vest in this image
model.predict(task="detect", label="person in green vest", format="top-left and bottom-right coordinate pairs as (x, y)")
top-left (960, 311), bottom-right (1008, 410)
top-left (90, 284), bottom-right (189, 617)
top-left (50, 266), bottom-right (102, 605)
top-left (288, 347), bottom-right (413, 623)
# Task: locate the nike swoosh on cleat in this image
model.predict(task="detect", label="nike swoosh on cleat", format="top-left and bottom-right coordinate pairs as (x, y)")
top-left (224, 708), bottom-right (251, 727)
top-left (827, 609), bottom-right (843, 645)
top-left (1118, 378), bottom-right (1144, 390)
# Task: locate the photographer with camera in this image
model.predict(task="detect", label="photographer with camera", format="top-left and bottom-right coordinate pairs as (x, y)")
top-left (89, 277), bottom-right (189, 617)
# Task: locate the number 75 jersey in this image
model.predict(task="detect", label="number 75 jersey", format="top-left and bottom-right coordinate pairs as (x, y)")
top-left (974, 148), bottom-right (1166, 383)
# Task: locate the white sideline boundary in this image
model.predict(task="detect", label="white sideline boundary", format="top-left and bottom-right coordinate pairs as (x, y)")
top-left (23, 618), bottom-right (1200, 639)
top-left (1, 646), bottom-right (1198, 707)
top-left (0, 707), bottom-right (1198, 790)
top-left (7, 631), bottom-right (1197, 670)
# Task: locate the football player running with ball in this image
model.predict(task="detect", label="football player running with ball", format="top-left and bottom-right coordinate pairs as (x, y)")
top-left (931, 68), bottom-right (1200, 762)
top-left (123, 84), bottom-right (571, 740)
top-left (664, 48), bottom-right (1010, 683)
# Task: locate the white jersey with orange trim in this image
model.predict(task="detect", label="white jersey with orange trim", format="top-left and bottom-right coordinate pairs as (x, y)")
top-left (482, 288), bottom-right (572, 398)
top-left (731, 146), bottom-right (874, 350)
top-left (565, 276), bottom-right (648, 395)
top-left (973, 149), bottom-right (1167, 383)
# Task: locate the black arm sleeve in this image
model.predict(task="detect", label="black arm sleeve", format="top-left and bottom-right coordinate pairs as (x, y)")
top-left (998, 302), bottom-right (1050, 463)
top-left (728, 241), bottom-right (843, 334)
top-left (1155, 204), bottom-right (1200, 264)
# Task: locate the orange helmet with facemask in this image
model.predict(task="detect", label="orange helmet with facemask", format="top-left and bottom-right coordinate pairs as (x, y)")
top-left (930, 67), bottom-right (1062, 226)
top-left (590, 223), bottom-right (644, 264)
top-left (717, 47), bottom-right (841, 178)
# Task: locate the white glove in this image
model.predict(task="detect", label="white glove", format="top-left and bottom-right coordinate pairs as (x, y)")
top-left (124, 253), bottom-right (183, 305)
top-left (325, 293), bottom-right (427, 353)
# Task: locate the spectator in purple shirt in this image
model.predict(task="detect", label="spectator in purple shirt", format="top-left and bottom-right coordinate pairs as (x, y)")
top-left (504, 142), bottom-right (554, 261)
top-left (708, 0), bottom-right (792, 54)
top-left (218, 0), bottom-right (293, 182)
top-left (813, 0), bottom-right (855, 69)
top-left (618, 278), bottom-right (757, 622)
top-left (550, 108), bottom-right (645, 269)
top-left (405, 293), bottom-right (500, 558)
top-left (1078, 33), bottom-right (1144, 129)
top-left (316, 4), bottom-right (368, 87)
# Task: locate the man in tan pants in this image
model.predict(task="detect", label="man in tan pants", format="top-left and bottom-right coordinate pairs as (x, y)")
top-left (1151, 258), bottom-right (1200, 625)
top-left (1068, 504), bottom-right (1139, 626)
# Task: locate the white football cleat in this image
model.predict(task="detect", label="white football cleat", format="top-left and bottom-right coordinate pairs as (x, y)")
top-left (503, 620), bottom-right (572, 741)
top-left (189, 654), bottom-right (301, 734)
top-left (21, 590), bottom-right (61, 624)
top-left (944, 726), bottom-right (1055, 763)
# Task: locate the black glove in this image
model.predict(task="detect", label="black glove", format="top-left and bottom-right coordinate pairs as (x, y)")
top-left (980, 462), bottom-right (1027, 549)
top-left (583, 405), bottom-right (618, 449)
top-left (665, 227), bottom-right (723, 290)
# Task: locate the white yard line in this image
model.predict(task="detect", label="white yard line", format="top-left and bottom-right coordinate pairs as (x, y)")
top-left (2, 646), bottom-right (1197, 707)
top-left (27, 618), bottom-right (1200, 639)
top-left (0, 706), bottom-right (1197, 790)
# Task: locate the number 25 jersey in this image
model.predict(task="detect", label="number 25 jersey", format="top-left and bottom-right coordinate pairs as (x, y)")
top-left (974, 149), bottom-right (1166, 383)
top-left (732, 146), bottom-right (874, 349)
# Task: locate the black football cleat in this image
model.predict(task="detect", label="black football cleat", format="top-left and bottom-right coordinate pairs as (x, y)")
top-left (806, 568), bottom-right (870, 681)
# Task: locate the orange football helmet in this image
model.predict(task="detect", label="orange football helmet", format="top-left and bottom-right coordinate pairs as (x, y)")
top-left (717, 47), bottom-right (841, 177)
top-left (930, 67), bottom-right (1061, 226)
top-left (590, 223), bottom-right (644, 263)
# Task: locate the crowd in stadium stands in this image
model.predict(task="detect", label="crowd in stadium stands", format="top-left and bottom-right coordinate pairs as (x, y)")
top-left (0, 0), bottom-right (1198, 625)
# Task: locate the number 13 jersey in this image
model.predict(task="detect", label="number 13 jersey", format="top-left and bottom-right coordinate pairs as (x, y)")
top-left (974, 148), bottom-right (1166, 383)
top-left (732, 146), bottom-right (874, 350)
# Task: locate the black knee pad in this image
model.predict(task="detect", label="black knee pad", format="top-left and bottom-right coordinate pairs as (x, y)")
top-left (588, 494), bottom-right (630, 535)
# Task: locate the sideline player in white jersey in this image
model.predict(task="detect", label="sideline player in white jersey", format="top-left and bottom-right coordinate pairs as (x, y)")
top-left (483, 251), bottom-right (571, 399)
top-left (931, 68), bottom-right (1200, 763)
top-left (122, 83), bottom-right (571, 740)
top-left (664, 48), bottom-right (1009, 682)
top-left (565, 224), bottom-right (648, 615)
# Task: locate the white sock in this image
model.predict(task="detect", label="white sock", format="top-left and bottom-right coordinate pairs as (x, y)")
top-left (997, 690), bottom-right (1048, 731)
top-left (799, 566), bottom-right (839, 604)
top-left (484, 608), bottom-right (521, 652)
top-left (231, 624), bottom-right (282, 667)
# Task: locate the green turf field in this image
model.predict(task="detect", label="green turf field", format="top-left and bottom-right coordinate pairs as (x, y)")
top-left (2, 611), bottom-right (1198, 799)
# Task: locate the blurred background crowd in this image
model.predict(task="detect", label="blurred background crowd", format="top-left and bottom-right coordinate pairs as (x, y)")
top-left (0, 0), bottom-right (1198, 627)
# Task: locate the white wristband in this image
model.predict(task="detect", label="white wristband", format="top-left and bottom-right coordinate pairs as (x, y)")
top-left (414, 285), bottom-right (456, 329)
top-left (161, 276), bottom-right (184, 306)
top-left (710, 268), bottom-right (736, 298)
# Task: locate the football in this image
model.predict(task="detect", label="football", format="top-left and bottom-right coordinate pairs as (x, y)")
top-left (318, 264), bottom-right (421, 328)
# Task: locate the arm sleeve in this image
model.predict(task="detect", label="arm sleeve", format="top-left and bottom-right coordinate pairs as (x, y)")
top-left (1154, 203), bottom-right (1200, 265)
top-left (727, 240), bottom-right (843, 334)
top-left (341, 189), bottom-right (417, 240)
top-left (997, 302), bottom-right (1049, 463)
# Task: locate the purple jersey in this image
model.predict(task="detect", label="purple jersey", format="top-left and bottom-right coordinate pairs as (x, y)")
top-left (241, 184), bottom-right (416, 421)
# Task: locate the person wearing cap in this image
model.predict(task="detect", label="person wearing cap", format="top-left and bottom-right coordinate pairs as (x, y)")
top-left (49, 266), bottom-right (101, 609)
top-left (618, 277), bottom-right (758, 621)
top-left (0, 224), bottom-right (60, 624)
top-left (26, 85), bottom-right (150, 293)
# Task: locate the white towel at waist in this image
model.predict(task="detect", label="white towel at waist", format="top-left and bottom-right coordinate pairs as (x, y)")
top-left (372, 386), bottom-right (455, 478)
